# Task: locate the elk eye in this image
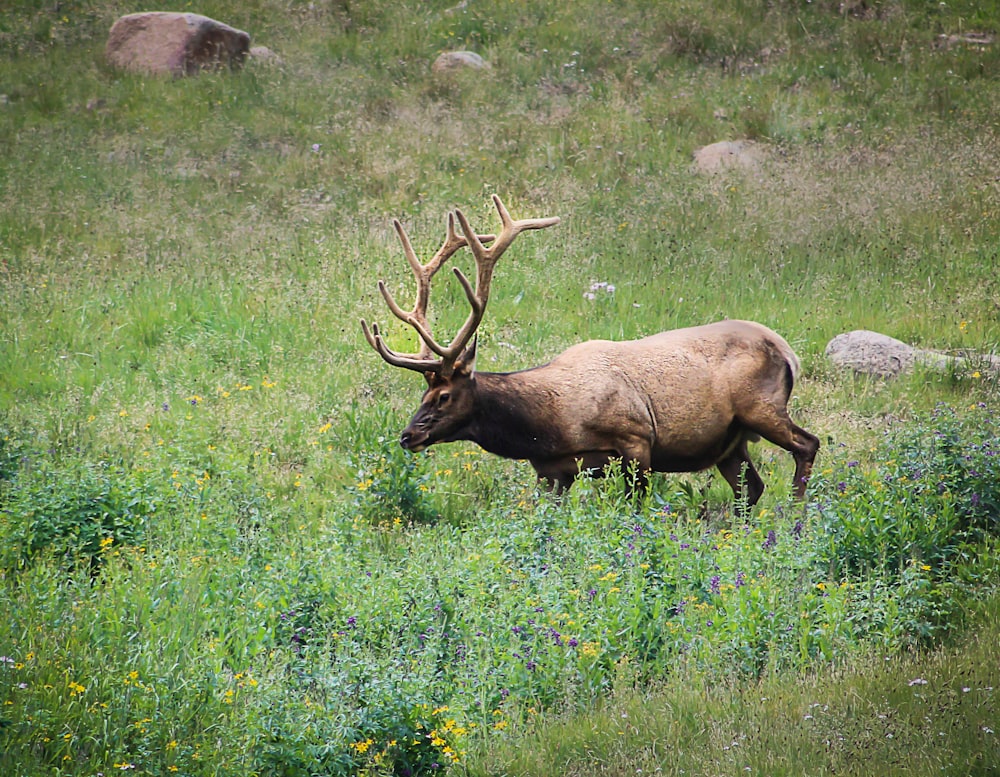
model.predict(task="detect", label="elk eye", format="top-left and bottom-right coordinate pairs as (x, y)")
top-left (438, 392), bottom-right (451, 406)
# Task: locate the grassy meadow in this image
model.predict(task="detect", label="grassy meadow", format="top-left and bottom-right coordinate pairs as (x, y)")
top-left (2, 0), bottom-right (1000, 774)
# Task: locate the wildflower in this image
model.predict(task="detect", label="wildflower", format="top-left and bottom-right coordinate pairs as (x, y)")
top-left (908, 678), bottom-right (928, 686)
top-left (762, 530), bottom-right (777, 550)
top-left (312, 143), bottom-right (321, 152)
top-left (709, 575), bottom-right (721, 595)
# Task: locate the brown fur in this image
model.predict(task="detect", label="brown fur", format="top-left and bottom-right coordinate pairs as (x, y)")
top-left (400, 320), bottom-right (819, 504)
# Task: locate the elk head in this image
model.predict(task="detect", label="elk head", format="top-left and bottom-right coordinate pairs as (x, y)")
top-left (361, 195), bottom-right (560, 452)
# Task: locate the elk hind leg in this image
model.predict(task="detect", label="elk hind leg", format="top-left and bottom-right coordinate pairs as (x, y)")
top-left (717, 439), bottom-right (766, 508)
top-left (742, 407), bottom-right (819, 499)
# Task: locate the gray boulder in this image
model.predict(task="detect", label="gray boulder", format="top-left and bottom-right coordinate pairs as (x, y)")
top-left (825, 330), bottom-right (998, 378)
top-left (432, 51), bottom-right (490, 74)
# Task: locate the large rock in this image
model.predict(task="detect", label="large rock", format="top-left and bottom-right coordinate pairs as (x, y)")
top-left (825, 330), bottom-right (999, 378)
top-left (106, 12), bottom-right (250, 76)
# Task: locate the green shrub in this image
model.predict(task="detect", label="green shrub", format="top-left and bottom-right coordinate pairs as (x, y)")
top-left (346, 434), bottom-right (438, 527)
top-left (811, 404), bottom-right (1000, 579)
top-left (0, 458), bottom-right (160, 573)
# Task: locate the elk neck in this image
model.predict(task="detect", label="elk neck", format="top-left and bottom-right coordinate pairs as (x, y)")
top-left (465, 370), bottom-right (566, 460)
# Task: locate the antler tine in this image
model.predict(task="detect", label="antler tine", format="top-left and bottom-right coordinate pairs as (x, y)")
top-left (361, 319), bottom-right (444, 374)
top-left (362, 211), bottom-right (498, 372)
top-left (444, 195), bottom-right (561, 360)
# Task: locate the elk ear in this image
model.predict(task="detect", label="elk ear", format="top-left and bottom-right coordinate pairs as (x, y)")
top-left (453, 336), bottom-right (478, 377)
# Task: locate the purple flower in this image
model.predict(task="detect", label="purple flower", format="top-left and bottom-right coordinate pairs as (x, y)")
top-left (568, 637), bottom-right (579, 648)
top-left (709, 575), bottom-right (721, 595)
top-left (735, 571), bottom-right (746, 588)
top-left (762, 530), bottom-right (777, 550)
top-left (837, 481), bottom-right (847, 493)
top-left (792, 520), bottom-right (804, 539)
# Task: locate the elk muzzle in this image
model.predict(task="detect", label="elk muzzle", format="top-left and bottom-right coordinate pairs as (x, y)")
top-left (399, 424), bottom-right (431, 452)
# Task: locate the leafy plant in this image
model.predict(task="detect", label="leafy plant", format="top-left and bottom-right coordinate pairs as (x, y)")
top-left (346, 435), bottom-right (438, 526)
top-left (0, 458), bottom-right (159, 573)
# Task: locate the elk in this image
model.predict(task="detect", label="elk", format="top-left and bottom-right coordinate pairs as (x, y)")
top-left (361, 195), bottom-right (819, 505)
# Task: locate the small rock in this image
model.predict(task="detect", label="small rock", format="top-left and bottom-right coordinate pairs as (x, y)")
top-left (249, 45), bottom-right (283, 66)
top-left (692, 140), bottom-right (761, 173)
top-left (432, 50), bottom-right (490, 74)
top-left (106, 12), bottom-right (250, 76)
top-left (936, 32), bottom-right (994, 49)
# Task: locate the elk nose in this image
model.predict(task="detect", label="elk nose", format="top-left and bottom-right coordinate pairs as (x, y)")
top-left (399, 431), bottom-right (412, 448)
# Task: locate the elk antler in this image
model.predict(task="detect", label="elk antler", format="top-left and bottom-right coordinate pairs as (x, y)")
top-left (361, 195), bottom-right (561, 376)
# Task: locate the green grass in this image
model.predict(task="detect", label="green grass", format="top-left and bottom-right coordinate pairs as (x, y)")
top-left (469, 593), bottom-right (1000, 777)
top-left (2, 0), bottom-right (1000, 774)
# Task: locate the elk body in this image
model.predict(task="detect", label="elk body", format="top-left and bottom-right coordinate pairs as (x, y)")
top-left (361, 196), bottom-right (819, 505)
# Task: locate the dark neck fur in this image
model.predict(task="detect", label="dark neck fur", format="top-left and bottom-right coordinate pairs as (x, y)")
top-left (467, 371), bottom-right (563, 460)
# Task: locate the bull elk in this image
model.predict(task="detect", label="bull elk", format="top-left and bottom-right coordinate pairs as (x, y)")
top-left (361, 195), bottom-right (819, 505)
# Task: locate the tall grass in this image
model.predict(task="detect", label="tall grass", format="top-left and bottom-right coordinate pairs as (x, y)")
top-left (2, 0), bottom-right (1000, 774)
